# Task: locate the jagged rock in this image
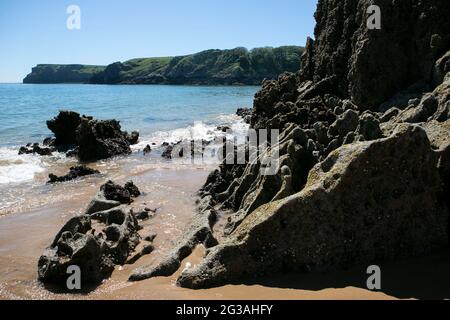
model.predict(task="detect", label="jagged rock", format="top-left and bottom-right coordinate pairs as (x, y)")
top-left (99, 180), bottom-right (140, 205)
top-left (84, 181), bottom-right (140, 215)
top-left (328, 109), bottom-right (359, 138)
top-left (46, 110), bottom-right (82, 146)
top-left (38, 233), bottom-right (115, 285)
top-left (48, 165), bottom-right (100, 183)
top-left (76, 118), bottom-right (132, 162)
top-left (18, 144), bottom-right (54, 156)
top-left (421, 120), bottom-right (450, 233)
top-left (236, 108), bottom-right (252, 123)
top-left (126, 244), bottom-right (154, 265)
top-left (161, 145), bottom-right (174, 159)
top-left (129, 209), bottom-right (217, 281)
top-left (144, 232), bottom-right (157, 242)
top-left (433, 50), bottom-right (450, 86)
top-left (299, 0), bottom-right (450, 109)
top-left (85, 194), bottom-right (121, 216)
top-left (65, 147), bottom-right (78, 158)
top-left (217, 125), bottom-right (231, 133)
top-left (355, 113), bottom-right (383, 141)
top-left (143, 144), bottom-right (152, 155)
top-left (38, 184), bottom-right (142, 286)
top-left (177, 125), bottom-right (448, 289)
top-left (125, 131), bottom-right (140, 145)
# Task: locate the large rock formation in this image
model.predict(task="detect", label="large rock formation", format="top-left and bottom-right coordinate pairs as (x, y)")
top-left (130, 0), bottom-right (450, 289)
top-left (45, 110), bottom-right (139, 162)
top-left (76, 118), bottom-right (133, 162)
top-left (300, 0), bottom-right (450, 110)
top-left (177, 125), bottom-right (448, 288)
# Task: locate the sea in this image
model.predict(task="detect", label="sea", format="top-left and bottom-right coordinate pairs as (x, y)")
top-left (0, 83), bottom-right (258, 204)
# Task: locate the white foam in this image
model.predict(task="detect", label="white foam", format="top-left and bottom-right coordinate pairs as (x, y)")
top-left (0, 148), bottom-right (45, 184)
top-left (132, 113), bottom-right (250, 152)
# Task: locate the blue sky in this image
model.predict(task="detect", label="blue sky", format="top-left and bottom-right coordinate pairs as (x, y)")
top-left (0, 0), bottom-right (318, 83)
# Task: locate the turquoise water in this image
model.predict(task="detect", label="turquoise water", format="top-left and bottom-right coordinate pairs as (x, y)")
top-left (0, 83), bottom-right (258, 186)
top-left (0, 84), bottom-right (259, 147)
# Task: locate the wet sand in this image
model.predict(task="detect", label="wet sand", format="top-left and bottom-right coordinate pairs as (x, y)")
top-left (1, 164), bottom-right (449, 300)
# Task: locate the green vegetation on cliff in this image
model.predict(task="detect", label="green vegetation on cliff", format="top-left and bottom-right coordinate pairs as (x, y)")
top-left (24, 46), bottom-right (304, 85)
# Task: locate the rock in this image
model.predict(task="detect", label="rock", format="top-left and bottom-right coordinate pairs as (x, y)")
top-left (125, 131), bottom-right (140, 145)
top-left (236, 108), bottom-right (252, 123)
top-left (217, 125), bottom-right (231, 133)
top-left (38, 184), bottom-right (142, 286)
top-left (161, 145), bottom-right (174, 159)
top-left (177, 125), bottom-right (448, 289)
top-left (134, 210), bottom-right (150, 220)
top-left (299, 0), bottom-right (450, 110)
top-left (38, 233), bottom-right (115, 285)
top-left (129, 209), bottom-right (217, 282)
top-left (76, 118), bottom-right (132, 162)
top-left (143, 144), bottom-right (152, 155)
top-left (46, 110), bottom-right (82, 146)
top-left (85, 194), bottom-right (121, 216)
top-left (124, 181), bottom-right (141, 198)
top-left (328, 109), bottom-right (359, 138)
top-left (48, 165), bottom-right (100, 183)
top-left (18, 144), bottom-right (54, 156)
top-left (144, 233), bottom-right (157, 242)
top-left (42, 137), bottom-right (55, 146)
top-left (433, 50), bottom-right (450, 86)
top-left (355, 113), bottom-right (383, 141)
top-left (126, 244), bottom-right (154, 265)
top-left (421, 120), bottom-right (450, 231)
top-left (65, 147), bottom-right (78, 158)
top-left (99, 180), bottom-right (140, 204)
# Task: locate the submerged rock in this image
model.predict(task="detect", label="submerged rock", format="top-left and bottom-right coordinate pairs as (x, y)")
top-left (18, 144), bottom-right (54, 156)
top-left (143, 144), bottom-right (152, 155)
top-left (48, 165), bottom-right (100, 183)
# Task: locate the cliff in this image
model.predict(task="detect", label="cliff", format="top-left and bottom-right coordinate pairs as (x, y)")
top-left (23, 64), bottom-right (105, 84)
top-left (23, 46), bottom-right (304, 85)
top-left (90, 46), bottom-right (304, 85)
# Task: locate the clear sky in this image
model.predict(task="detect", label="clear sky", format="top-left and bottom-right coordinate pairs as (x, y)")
top-left (0, 0), bottom-right (318, 83)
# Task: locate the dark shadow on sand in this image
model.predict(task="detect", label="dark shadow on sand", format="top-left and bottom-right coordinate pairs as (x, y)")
top-left (42, 281), bottom-right (103, 295)
top-left (240, 249), bottom-right (450, 300)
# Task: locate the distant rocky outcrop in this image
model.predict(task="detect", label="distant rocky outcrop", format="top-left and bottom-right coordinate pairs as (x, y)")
top-left (23, 64), bottom-right (105, 84)
top-left (130, 0), bottom-right (450, 288)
